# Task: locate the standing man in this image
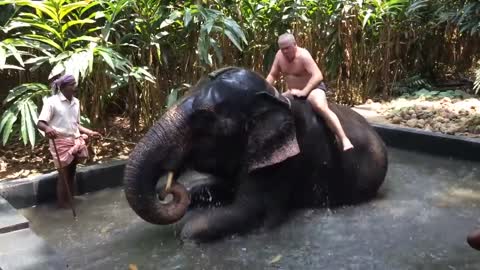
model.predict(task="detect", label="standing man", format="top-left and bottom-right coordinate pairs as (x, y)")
top-left (266, 33), bottom-right (354, 151)
top-left (37, 74), bottom-right (101, 208)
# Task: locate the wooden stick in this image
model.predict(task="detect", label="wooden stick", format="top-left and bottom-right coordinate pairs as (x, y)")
top-left (51, 139), bottom-right (77, 218)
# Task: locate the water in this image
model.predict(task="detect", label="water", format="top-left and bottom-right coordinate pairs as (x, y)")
top-left (20, 148), bottom-right (480, 269)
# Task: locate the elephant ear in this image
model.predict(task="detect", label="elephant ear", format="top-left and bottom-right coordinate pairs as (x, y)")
top-left (246, 92), bottom-right (300, 172)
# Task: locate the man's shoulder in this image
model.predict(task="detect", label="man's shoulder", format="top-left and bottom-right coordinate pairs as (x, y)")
top-left (44, 94), bottom-right (58, 104)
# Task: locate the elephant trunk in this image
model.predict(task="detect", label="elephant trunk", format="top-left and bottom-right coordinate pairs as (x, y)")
top-left (124, 108), bottom-right (191, 225)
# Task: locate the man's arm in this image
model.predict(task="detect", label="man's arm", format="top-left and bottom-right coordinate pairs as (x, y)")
top-left (37, 99), bottom-right (57, 138)
top-left (78, 125), bottom-right (101, 138)
top-left (37, 120), bottom-right (58, 138)
top-left (298, 49), bottom-right (323, 96)
top-left (266, 51), bottom-right (281, 85)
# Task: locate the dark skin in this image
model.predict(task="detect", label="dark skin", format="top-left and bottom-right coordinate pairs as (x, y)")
top-left (37, 83), bottom-right (101, 208)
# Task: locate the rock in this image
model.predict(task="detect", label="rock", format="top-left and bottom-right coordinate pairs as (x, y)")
top-left (474, 126), bottom-right (480, 134)
top-left (433, 116), bottom-right (445, 123)
top-left (441, 97), bottom-right (452, 103)
top-left (391, 116), bottom-right (403, 124)
top-left (406, 119), bottom-right (417, 128)
top-left (417, 119), bottom-right (426, 128)
top-left (366, 99), bottom-right (373, 104)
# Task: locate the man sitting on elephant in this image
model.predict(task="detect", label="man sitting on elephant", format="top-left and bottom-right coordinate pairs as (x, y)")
top-left (266, 33), bottom-right (354, 151)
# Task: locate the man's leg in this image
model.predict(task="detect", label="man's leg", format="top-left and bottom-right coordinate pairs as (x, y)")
top-left (56, 160), bottom-right (76, 208)
top-left (307, 89), bottom-right (354, 151)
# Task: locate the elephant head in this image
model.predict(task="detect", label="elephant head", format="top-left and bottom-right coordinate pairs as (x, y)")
top-left (124, 67), bottom-right (300, 225)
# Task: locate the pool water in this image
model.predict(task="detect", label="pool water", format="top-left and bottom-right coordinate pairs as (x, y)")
top-left (21, 148), bottom-right (480, 270)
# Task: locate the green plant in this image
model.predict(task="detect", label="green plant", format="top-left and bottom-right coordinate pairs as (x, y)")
top-left (0, 0), bottom-right (155, 146)
top-left (0, 83), bottom-right (49, 147)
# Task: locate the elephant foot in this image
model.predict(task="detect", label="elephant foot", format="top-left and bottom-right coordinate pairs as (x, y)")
top-left (180, 213), bottom-right (214, 242)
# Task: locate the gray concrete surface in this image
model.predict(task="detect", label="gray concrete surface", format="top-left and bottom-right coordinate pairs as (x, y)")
top-left (0, 229), bottom-right (67, 270)
top-left (0, 196), bottom-right (28, 234)
top-left (19, 147), bottom-right (480, 269)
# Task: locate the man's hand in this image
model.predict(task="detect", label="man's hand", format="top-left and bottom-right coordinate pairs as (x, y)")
top-left (88, 131), bottom-right (102, 139)
top-left (45, 127), bottom-right (58, 139)
top-left (290, 89), bottom-right (308, 97)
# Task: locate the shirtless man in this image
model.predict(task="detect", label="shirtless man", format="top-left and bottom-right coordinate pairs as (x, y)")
top-left (266, 33), bottom-right (354, 151)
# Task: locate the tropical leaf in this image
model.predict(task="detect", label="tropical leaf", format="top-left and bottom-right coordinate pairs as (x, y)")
top-left (16, 19), bottom-right (62, 39)
top-left (0, 105), bottom-right (19, 146)
top-left (61, 18), bottom-right (95, 33)
top-left (59, 1), bottom-right (90, 21)
top-left (64, 36), bottom-right (100, 48)
top-left (4, 83), bottom-right (49, 104)
top-left (23, 34), bottom-right (63, 51)
top-left (28, 2), bottom-right (59, 23)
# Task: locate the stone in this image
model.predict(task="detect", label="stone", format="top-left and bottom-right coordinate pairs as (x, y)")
top-left (406, 119), bottom-right (417, 128)
top-left (417, 119), bottom-right (426, 128)
top-left (391, 116), bottom-right (403, 124)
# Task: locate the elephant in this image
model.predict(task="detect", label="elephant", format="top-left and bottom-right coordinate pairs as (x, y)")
top-left (124, 67), bottom-right (388, 242)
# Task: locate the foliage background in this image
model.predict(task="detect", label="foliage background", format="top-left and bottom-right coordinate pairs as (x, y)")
top-left (0, 0), bottom-right (479, 148)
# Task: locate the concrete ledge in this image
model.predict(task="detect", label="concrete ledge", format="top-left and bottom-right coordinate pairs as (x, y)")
top-left (0, 159), bottom-right (126, 209)
top-left (372, 124), bottom-right (480, 161)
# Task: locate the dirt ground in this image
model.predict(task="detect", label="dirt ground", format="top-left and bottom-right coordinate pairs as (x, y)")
top-left (354, 96), bottom-right (480, 139)
top-left (1, 97), bottom-right (479, 181)
top-left (0, 117), bottom-right (145, 181)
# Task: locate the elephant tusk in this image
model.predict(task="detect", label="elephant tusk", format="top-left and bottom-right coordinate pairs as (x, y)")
top-left (165, 171), bottom-right (174, 191)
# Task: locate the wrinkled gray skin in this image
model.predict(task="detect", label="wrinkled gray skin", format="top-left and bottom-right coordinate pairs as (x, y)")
top-left (124, 67), bottom-right (388, 242)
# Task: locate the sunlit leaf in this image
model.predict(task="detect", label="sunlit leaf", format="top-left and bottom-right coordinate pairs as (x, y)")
top-left (97, 49), bottom-right (115, 70)
top-left (1, 105), bottom-right (19, 145)
top-left (184, 7), bottom-right (192, 27)
top-left (28, 2), bottom-right (59, 24)
top-left (64, 36), bottom-right (99, 48)
top-left (49, 62), bottom-right (65, 79)
top-left (24, 34), bottom-right (63, 52)
top-left (25, 101), bottom-right (36, 147)
top-left (59, 1), bottom-right (90, 21)
top-left (61, 18), bottom-right (95, 33)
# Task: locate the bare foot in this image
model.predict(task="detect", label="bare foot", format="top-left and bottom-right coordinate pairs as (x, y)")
top-left (342, 139), bottom-right (354, 151)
